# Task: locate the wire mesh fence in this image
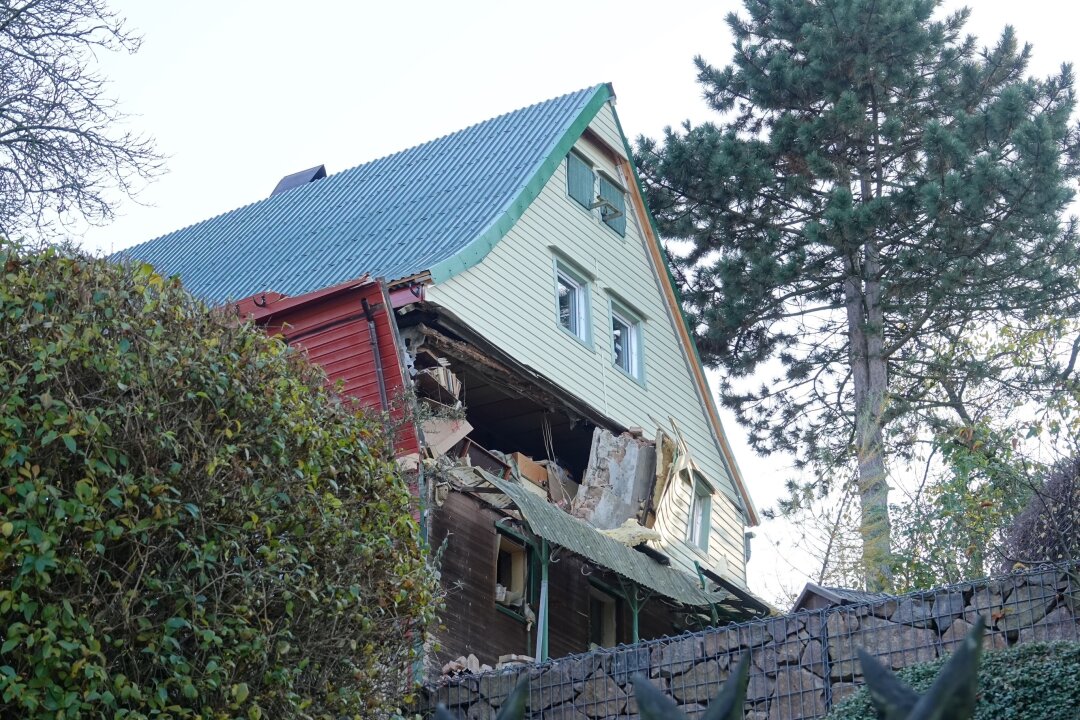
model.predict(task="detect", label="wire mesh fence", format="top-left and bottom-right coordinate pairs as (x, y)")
top-left (419, 562), bottom-right (1080, 719)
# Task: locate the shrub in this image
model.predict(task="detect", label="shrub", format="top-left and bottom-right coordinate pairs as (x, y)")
top-left (826, 641), bottom-right (1080, 720)
top-left (0, 244), bottom-right (439, 718)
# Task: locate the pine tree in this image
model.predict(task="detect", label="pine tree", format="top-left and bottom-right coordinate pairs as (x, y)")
top-left (636, 0), bottom-right (1080, 589)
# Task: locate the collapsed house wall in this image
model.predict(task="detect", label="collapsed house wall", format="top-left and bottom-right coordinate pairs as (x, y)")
top-left (423, 102), bottom-right (754, 586)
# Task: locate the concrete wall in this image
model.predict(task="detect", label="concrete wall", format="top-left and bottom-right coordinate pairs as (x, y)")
top-left (420, 564), bottom-right (1080, 719)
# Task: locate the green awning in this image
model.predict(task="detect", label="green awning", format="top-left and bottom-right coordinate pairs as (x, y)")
top-left (451, 467), bottom-right (734, 608)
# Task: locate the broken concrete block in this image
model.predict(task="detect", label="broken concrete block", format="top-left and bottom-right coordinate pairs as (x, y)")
top-left (572, 428), bottom-right (656, 530)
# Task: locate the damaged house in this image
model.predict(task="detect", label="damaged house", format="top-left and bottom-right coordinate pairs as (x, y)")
top-left (119, 83), bottom-right (770, 672)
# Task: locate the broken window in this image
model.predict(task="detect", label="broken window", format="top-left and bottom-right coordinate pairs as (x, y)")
top-left (555, 262), bottom-right (589, 342)
top-left (687, 472), bottom-right (713, 553)
top-left (610, 305), bottom-right (641, 379)
top-left (495, 533), bottom-right (528, 609)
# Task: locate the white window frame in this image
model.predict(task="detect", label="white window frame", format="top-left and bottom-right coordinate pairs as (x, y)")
top-left (554, 259), bottom-right (590, 345)
top-left (686, 472), bottom-right (713, 553)
top-left (609, 301), bottom-right (643, 381)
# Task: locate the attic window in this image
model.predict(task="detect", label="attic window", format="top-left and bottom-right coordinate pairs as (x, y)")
top-left (597, 174), bottom-right (626, 236)
top-left (567, 152), bottom-right (595, 209)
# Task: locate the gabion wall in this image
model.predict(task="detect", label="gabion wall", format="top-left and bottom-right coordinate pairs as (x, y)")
top-left (420, 563), bottom-right (1080, 719)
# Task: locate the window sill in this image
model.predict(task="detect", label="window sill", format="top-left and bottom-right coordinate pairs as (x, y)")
top-left (495, 604), bottom-right (527, 623)
top-left (558, 324), bottom-right (594, 351)
top-left (611, 362), bottom-right (646, 388)
top-left (684, 540), bottom-right (711, 561)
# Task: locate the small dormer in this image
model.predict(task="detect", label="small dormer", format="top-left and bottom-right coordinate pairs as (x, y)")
top-left (270, 164), bottom-right (327, 197)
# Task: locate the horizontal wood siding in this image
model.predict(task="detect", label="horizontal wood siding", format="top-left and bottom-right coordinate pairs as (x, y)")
top-left (430, 492), bottom-right (686, 666)
top-left (429, 492), bottom-right (530, 667)
top-left (258, 284), bottom-right (420, 457)
top-left (427, 103), bottom-right (749, 586)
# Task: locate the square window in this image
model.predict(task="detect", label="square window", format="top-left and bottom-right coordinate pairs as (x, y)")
top-left (555, 262), bottom-right (589, 342)
top-left (687, 473), bottom-right (712, 553)
top-left (610, 307), bottom-right (641, 379)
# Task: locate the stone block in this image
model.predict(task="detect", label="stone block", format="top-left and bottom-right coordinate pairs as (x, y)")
top-left (931, 591), bottom-right (966, 633)
top-left (747, 670), bottom-right (773, 703)
top-left (829, 616), bottom-right (936, 678)
top-left (466, 701), bottom-right (498, 720)
top-left (770, 666), bottom-right (827, 719)
top-left (753, 636), bottom-right (804, 671)
top-left (671, 659), bottom-right (726, 704)
top-left (890, 597), bottom-right (934, 627)
top-left (703, 626), bottom-right (744, 657)
top-left (869, 599), bottom-right (899, 619)
top-left (442, 683), bottom-right (480, 707)
top-left (940, 617), bottom-right (1007, 653)
top-left (800, 639), bottom-right (826, 677)
top-left (607, 646), bottom-right (650, 685)
top-left (528, 664), bottom-right (578, 710)
top-left (964, 587), bottom-right (1003, 627)
top-left (577, 668), bottom-right (626, 718)
top-left (831, 682), bottom-right (862, 704)
top-left (999, 584), bottom-right (1055, 633)
top-left (478, 673), bottom-right (518, 706)
top-left (652, 635), bottom-right (703, 677)
top-left (542, 703), bottom-right (591, 720)
top-left (1018, 607), bottom-right (1080, 643)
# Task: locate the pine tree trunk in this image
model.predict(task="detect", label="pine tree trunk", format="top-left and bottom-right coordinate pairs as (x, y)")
top-left (847, 170), bottom-right (892, 591)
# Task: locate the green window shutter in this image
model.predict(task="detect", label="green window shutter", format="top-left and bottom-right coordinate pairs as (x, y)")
top-left (567, 153), bottom-right (594, 209)
top-left (598, 175), bottom-right (626, 235)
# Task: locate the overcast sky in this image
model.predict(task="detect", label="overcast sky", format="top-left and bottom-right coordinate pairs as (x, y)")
top-left (81, 0), bottom-right (1080, 604)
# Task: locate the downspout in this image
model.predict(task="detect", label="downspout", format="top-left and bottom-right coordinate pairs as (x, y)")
top-left (695, 561), bottom-right (720, 627)
top-left (361, 297), bottom-right (389, 410)
top-left (534, 539), bottom-right (550, 661)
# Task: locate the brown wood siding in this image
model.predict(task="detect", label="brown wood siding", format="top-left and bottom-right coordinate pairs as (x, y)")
top-left (430, 492), bottom-right (687, 667)
top-left (430, 492), bottom-right (531, 667)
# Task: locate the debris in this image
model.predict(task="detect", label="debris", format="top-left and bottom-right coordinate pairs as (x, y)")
top-left (543, 460), bottom-right (578, 509)
top-left (600, 518), bottom-right (662, 547)
top-left (496, 654), bottom-right (533, 670)
top-left (440, 654), bottom-right (494, 678)
top-left (509, 451), bottom-right (547, 486)
top-left (451, 438), bottom-right (511, 478)
top-left (422, 416), bottom-right (473, 457)
top-left (572, 428), bottom-right (657, 529)
top-left (643, 429), bottom-right (677, 528)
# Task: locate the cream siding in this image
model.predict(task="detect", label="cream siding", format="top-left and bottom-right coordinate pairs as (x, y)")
top-left (426, 102), bottom-right (750, 587)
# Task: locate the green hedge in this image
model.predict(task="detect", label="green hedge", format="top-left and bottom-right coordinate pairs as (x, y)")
top-left (826, 640), bottom-right (1080, 720)
top-left (0, 245), bottom-right (439, 718)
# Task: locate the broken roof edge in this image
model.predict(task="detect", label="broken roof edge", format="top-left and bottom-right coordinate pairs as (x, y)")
top-left (608, 105), bottom-right (759, 527)
top-left (426, 83), bottom-right (613, 285)
top-left (453, 466), bottom-right (735, 609)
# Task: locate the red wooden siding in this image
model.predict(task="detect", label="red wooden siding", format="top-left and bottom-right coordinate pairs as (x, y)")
top-left (237, 279), bottom-right (420, 457)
